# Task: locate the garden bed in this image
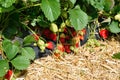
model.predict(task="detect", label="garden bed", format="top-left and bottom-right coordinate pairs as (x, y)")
top-left (24, 37), bottom-right (120, 80)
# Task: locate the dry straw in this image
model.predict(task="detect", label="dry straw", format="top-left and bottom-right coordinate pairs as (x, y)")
top-left (24, 37), bottom-right (120, 80)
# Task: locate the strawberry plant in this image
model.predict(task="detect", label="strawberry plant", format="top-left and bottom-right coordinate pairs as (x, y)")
top-left (0, 0), bottom-right (120, 79)
top-left (0, 36), bottom-right (36, 78)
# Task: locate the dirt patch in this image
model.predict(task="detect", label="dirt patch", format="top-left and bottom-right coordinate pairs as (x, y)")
top-left (25, 38), bottom-right (120, 80)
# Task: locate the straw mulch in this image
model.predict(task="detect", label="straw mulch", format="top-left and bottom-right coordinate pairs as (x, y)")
top-left (24, 37), bottom-right (120, 80)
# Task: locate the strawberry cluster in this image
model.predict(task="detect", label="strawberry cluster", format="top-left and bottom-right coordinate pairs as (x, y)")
top-left (31, 22), bottom-right (110, 58)
top-left (31, 24), bottom-right (88, 58)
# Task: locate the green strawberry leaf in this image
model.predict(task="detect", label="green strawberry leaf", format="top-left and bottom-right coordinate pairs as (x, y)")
top-left (0, 60), bottom-right (9, 77)
top-left (14, 40), bottom-right (21, 47)
top-left (2, 39), bottom-right (19, 60)
top-left (109, 21), bottom-right (120, 33)
top-left (21, 47), bottom-right (35, 60)
top-left (30, 0), bottom-right (38, 2)
top-left (0, 6), bottom-right (14, 13)
top-left (112, 52), bottom-right (120, 59)
top-left (11, 56), bottom-right (30, 70)
top-left (2, 39), bottom-right (12, 47)
top-left (103, 0), bottom-right (115, 11)
top-left (70, 0), bottom-right (76, 5)
top-left (0, 0), bottom-right (16, 8)
top-left (87, 0), bottom-right (104, 10)
top-left (23, 35), bottom-right (35, 46)
top-left (69, 5), bottom-right (88, 30)
top-left (41, 0), bottom-right (60, 22)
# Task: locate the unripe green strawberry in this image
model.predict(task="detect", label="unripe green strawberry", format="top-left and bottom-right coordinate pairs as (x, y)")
top-left (114, 14), bottom-right (120, 22)
top-left (33, 43), bottom-right (37, 46)
top-left (58, 28), bottom-right (65, 32)
top-left (61, 10), bottom-right (68, 19)
top-left (37, 39), bottom-right (45, 46)
top-left (60, 33), bottom-right (66, 38)
top-left (58, 28), bottom-right (62, 32)
top-left (60, 22), bottom-right (66, 29)
top-left (40, 46), bottom-right (45, 52)
top-left (65, 19), bottom-right (71, 26)
top-left (50, 23), bottom-right (58, 33)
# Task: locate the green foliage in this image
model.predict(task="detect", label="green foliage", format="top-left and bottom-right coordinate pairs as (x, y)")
top-left (109, 21), bottom-right (120, 33)
top-left (69, 5), bottom-right (88, 30)
top-left (111, 4), bottom-right (120, 15)
top-left (1, 0), bottom-right (120, 78)
top-left (2, 13), bottom-right (21, 39)
top-left (84, 0), bottom-right (114, 11)
top-left (112, 52), bottom-right (120, 59)
top-left (11, 56), bottom-right (30, 70)
top-left (0, 0), bottom-right (16, 8)
top-left (41, 0), bottom-right (61, 22)
top-left (0, 38), bottom-right (35, 77)
top-left (70, 0), bottom-right (76, 5)
top-left (0, 6), bottom-right (14, 13)
top-left (103, 0), bottom-right (115, 11)
top-left (30, 0), bottom-right (39, 2)
top-left (23, 35), bottom-right (35, 46)
top-left (3, 40), bottom-right (19, 60)
top-left (21, 47), bottom-right (35, 60)
top-left (85, 0), bottom-right (104, 10)
top-left (0, 60), bottom-right (9, 77)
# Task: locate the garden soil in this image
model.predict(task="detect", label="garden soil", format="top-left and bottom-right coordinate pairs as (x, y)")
top-left (24, 36), bottom-right (120, 80)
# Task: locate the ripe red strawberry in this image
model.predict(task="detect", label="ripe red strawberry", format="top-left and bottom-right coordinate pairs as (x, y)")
top-left (32, 34), bottom-right (40, 41)
top-left (72, 31), bottom-right (77, 36)
top-left (54, 53), bottom-right (60, 58)
top-left (60, 33), bottom-right (66, 43)
top-left (57, 44), bottom-right (64, 52)
top-left (63, 28), bottom-right (68, 33)
top-left (64, 44), bottom-right (71, 53)
top-left (49, 33), bottom-right (57, 41)
top-left (69, 27), bottom-right (77, 36)
top-left (81, 28), bottom-right (86, 35)
top-left (42, 29), bottom-right (51, 37)
top-left (46, 41), bottom-right (54, 50)
top-left (60, 37), bottom-right (66, 43)
top-left (99, 29), bottom-right (109, 39)
top-left (4, 70), bottom-right (13, 80)
top-left (69, 27), bottom-right (75, 32)
top-left (65, 35), bottom-right (70, 40)
top-left (72, 36), bottom-right (80, 46)
top-left (75, 42), bottom-right (79, 48)
top-left (79, 35), bottom-right (84, 40)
